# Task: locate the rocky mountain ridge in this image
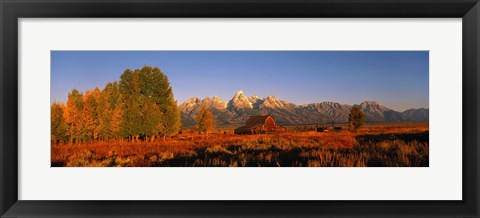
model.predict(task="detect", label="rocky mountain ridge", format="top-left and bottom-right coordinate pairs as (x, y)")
top-left (179, 91), bottom-right (429, 127)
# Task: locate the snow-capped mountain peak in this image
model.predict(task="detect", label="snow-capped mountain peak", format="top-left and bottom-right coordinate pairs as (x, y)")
top-left (204, 96), bottom-right (227, 109)
top-left (261, 95), bottom-right (293, 109)
top-left (227, 90), bottom-right (253, 109)
top-left (179, 97), bottom-right (202, 113)
top-left (178, 91), bottom-right (429, 127)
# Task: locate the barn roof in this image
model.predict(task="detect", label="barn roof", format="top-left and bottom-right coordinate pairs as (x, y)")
top-left (245, 115), bottom-right (271, 128)
top-left (234, 115), bottom-right (285, 134)
top-left (234, 125), bottom-right (262, 133)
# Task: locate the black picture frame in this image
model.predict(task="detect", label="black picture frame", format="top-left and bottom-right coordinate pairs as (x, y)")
top-left (1, 0), bottom-right (479, 217)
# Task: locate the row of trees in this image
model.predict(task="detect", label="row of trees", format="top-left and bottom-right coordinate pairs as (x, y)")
top-left (51, 66), bottom-right (182, 144)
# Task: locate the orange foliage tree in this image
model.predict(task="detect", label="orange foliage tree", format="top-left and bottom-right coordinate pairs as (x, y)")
top-left (51, 66), bottom-right (181, 144)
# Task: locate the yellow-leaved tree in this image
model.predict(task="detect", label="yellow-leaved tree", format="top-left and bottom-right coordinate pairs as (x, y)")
top-left (51, 102), bottom-right (68, 144)
top-left (196, 104), bottom-right (216, 138)
top-left (64, 89), bottom-right (84, 144)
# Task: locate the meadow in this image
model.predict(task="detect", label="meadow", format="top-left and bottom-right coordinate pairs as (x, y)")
top-left (51, 122), bottom-right (428, 167)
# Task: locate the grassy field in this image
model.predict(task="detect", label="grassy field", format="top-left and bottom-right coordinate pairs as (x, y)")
top-left (51, 122), bottom-right (428, 167)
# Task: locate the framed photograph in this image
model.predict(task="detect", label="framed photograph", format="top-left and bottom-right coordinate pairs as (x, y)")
top-left (1, 0), bottom-right (479, 217)
top-left (50, 50), bottom-right (430, 168)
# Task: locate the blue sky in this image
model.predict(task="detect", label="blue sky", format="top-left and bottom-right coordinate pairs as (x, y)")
top-left (51, 51), bottom-right (428, 111)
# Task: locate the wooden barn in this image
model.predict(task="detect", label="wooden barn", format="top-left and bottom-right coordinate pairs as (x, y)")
top-left (234, 115), bottom-right (286, 135)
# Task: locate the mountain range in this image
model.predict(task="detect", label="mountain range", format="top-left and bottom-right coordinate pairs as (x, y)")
top-left (179, 90), bottom-right (429, 127)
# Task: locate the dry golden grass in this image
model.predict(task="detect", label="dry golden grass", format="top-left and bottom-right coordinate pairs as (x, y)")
top-left (356, 122), bottom-right (428, 134)
top-left (51, 122), bottom-right (428, 167)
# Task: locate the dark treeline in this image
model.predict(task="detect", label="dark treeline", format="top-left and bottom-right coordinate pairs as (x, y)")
top-left (51, 66), bottom-right (181, 144)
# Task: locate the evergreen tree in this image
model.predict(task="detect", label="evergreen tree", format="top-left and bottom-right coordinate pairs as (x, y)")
top-left (138, 66), bottom-right (180, 138)
top-left (162, 102), bottom-right (181, 140)
top-left (98, 82), bottom-right (121, 141)
top-left (141, 101), bottom-right (163, 141)
top-left (119, 66), bottom-right (181, 141)
top-left (121, 94), bottom-right (143, 142)
top-left (119, 69), bottom-right (143, 142)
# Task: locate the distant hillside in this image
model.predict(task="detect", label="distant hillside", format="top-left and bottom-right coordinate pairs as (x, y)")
top-left (179, 90), bottom-right (429, 127)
